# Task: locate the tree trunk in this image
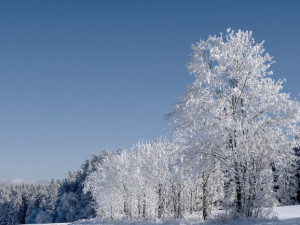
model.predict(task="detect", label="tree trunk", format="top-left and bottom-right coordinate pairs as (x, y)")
top-left (138, 195), bottom-right (141, 217)
top-left (235, 163), bottom-right (243, 214)
top-left (158, 184), bottom-right (163, 218)
top-left (177, 183), bottom-right (182, 218)
top-left (143, 193), bottom-right (146, 218)
top-left (172, 183), bottom-right (177, 218)
top-left (190, 189), bottom-right (193, 214)
top-left (203, 182), bottom-right (208, 220)
top-left (236, 181), bottom-right (242, 214)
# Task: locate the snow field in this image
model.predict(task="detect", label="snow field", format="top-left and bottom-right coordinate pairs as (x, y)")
top-left (32, 205), bottom-right (299, 225)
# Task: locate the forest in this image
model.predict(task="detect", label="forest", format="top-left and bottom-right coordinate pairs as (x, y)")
top-left (0, 146), bottom-right (299, 224)
top-left (1, 29), bottom-right (300, 224)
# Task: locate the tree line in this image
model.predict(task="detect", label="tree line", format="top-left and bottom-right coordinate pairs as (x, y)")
top-left (0, 153), bottom-right (105, 224)
top-left (1, 145), bottom-right (299, 224)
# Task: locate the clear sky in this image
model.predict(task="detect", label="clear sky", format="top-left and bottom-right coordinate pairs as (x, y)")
top-left (0, 0), bottom-right (300, 183)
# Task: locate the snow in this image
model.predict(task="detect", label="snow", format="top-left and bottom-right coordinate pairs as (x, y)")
top-left (30, 205), bottom-right (300, 225)
top-left (30, 224), bottom-right (69, 225)
top-left (274, 205), bottom-right (300, 220)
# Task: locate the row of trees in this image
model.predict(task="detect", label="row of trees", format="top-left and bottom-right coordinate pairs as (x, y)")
top-left (85, 140), bottom-right (299, 221)
top-left (85, 29), bottom-right (300, 221)
top-left (0, 181), bottom-right (59, 224)
top-left (1, 144), bottom-right (298, 224)
top-left (0, 152), bottom-right (107, 224)
top-left (85, 139), bottom-right (226, 220)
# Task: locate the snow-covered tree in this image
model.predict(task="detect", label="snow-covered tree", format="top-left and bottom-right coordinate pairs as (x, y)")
top-left (85, 149), bottom-right (132, 219)
top-left (169, 29), bottom-right (300, 218)
top-left (180, 150), bottom-right (225, 220)
top-left (54, 152), bottom-right (107, 222)
top-left (25, 184), bottom-right (54, 224)
top-left (130, 139), bottom-right (176, 219)
top-left (0, 185), bottom-right (12, 225)
top-left (85, 139), bottom-right (179, 220)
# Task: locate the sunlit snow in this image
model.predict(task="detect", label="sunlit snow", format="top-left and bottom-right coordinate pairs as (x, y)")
top-left (31, 205), bottom-right (300, 225)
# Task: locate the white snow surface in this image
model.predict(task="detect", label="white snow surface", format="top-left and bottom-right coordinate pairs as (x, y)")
top-left (32, 205), bottom-right (300, 225)
top-left (273, 205), bottom-right (300, 220)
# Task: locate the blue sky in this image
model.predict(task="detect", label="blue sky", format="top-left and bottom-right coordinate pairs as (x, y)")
top-left (0, 0), bottom-right (300, 182)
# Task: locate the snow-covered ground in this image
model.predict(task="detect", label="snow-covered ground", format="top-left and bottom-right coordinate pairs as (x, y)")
top-left (272, 205), bottom-right (300, 224)
top-left (273, 205), bottom-right (300, 219)
top-left (32, 205), bottom-right (300, 225)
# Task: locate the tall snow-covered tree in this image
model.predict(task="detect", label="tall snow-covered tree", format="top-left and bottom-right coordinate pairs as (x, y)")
top-left (169, 29), bottom-right (300, 218)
